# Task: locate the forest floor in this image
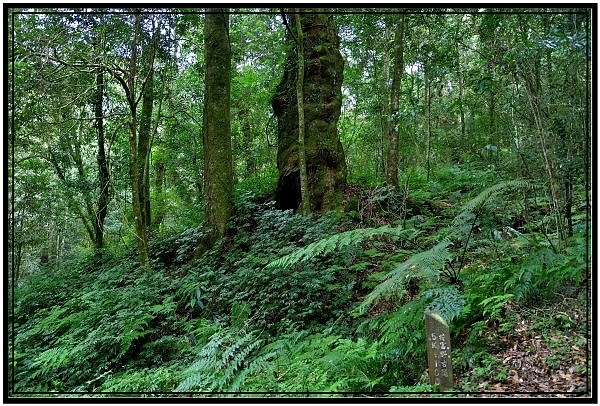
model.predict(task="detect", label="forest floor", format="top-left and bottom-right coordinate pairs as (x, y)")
top-left (343, 180), bottom-right (592, 398)
top-left (455, 289), bottom-right (590, 397)
top-left (10, 166), bottom-right (592, 398)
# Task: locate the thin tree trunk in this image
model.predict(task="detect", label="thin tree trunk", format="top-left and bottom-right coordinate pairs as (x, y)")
top-left (295, 9), bottom-right (310, 215)
top-left (127, 14), bottom-right (150, 267)
top-left (94, 67), bottom-right (110, 251)
top-left (379, 31), bottom-right (391, 181)
top-left (386, 12), bottom-right (405, 188)
top-left (459, 72), bottom-right (465, 152)
top-left (488, 90), bottom-right (495, 147)
top-left (55, 224), bottom-right (62, 268)
top-left (152, 159), bottom-right (166, 230)
top-left (138, 67), bottom-right (153, 234)
top-left (46, 146), bottom-right (95, 243)
top-left (521, 63), bottom-right (564, 243)
top-left (564, 174), bottom-right (573, 237)
top-left (71, 110), bottom-right (97, 236)
top-left (14, 242), bottom-right (23, 280)
top-left (425, 70), bottom-right (432, 181)
top-left (455, 16), bottom-right (466, 158)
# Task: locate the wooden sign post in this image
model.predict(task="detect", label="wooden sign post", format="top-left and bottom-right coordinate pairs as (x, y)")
top-left (425, 311), bottom-right (453, 390)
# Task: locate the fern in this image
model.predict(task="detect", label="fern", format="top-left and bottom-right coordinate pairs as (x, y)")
top-left (30, 345), bottom-right (73, 378)
top-left (96, 367), bottom-right (182, 392)
top-left (175, 327), bottom-right (264, 392)
top-left (423, 285), bottom-right (466, 323)
top-left (357, 239), bottom-right (452, 314)
top-left (240, 331), bottom-right (388, 392)
top-left (177, 331), bottom-right (227, 390)
top-left (359, 179), bottom-right (534, 314)
top-left (265, 225), bottom-right (412, 269)
top-left (227, 349), bottom-right (281, 392)
top-left (451, 179), bottom-right (534, 233)
top-left (479, 294), bottom-right (514, 320)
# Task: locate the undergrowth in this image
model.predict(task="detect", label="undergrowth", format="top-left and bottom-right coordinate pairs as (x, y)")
top-left (9, 163), bottom-right (589, 396)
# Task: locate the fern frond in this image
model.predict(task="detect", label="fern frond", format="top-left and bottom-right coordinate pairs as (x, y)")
top-left (216, 336), bottom-right (263, 391)
top-left (175, 328), bottom-right (263, 392)
top-left (451, 180), bottom-right (534, 231)
top-left (220, 331), bottom-right (254, 367)
top-left (357, 239), bottom-right (452, 314)
top-left (423, 285), bottom-right (466, 323)
top-left (265, 225), bottom-right (410, 270)
top-left (356, 180), bottom-right (534, 317)
top-left (176, 330), bottom-right (229, 391)
top-left (228, 349), bottom-right (278, 392)
top-left (176, 370), bottom-right (206, 392)
top-left (31, 346), bottom-right (72, 376)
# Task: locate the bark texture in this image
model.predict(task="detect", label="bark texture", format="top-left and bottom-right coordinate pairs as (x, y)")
top-left (294, 10), bottom-right (310, 215)
top-left (272, 10), bottom-right (346, 213)
top-left (203, 9), bottom-right (233, 242)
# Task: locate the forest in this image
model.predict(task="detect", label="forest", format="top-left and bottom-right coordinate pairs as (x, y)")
top-left (7, 6), bottom-right (592, 399)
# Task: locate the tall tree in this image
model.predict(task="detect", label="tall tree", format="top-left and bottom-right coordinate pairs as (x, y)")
top-left (124, 13), bottom-right (159, 267)
top-left (385, 11), bottom-right (406, 188)
top-left (14, 13), bottom-right (116, 256)
top-left (92, 49), bottom-right (110, 252)
top-left (202, 8), bottom-right (233, 243)
top-left (273, 8), bottom-right (347, 213)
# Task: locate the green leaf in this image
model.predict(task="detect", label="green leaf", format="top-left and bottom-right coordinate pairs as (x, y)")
top-left (265, 225), bottom-right (410, 270)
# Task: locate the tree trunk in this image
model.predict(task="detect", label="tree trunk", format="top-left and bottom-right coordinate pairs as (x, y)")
top-left (129, 114), bottom-right (149, 267)
top-left (294, 10), bottom-right (310, 215)
top-left (459, 72), bottom-right (466, 151)
top-left (386, 12), bottom-right (405, 188)
top-left (273, 9), bottom-right (346, 213)
top-left (425, 70), bottom-right (432, 181)
top-left (138, 67), bottom-right (153, 234)
top-left (14, 242), bottom-right (23, 280)
top-left (379, 27), bottom-right (391, 181)
top-left (520, 61), bottom-right (564, 243)
top-left (127, 14), bottom-right (150, 267)
top-left (152, 158), bottom-right (166, 231)
top-left (488, 90), bottom-right (496, 147)
top-left (46, 145), bottom-right (95, 244)
top-left (203, 8), bottom-right (233, 243)
top-left (239, 108), bottom-right (256, 177)
top-left (94, 67), bottom-right (110, 251)
top-left (71, 112), bottom-right (97, 233)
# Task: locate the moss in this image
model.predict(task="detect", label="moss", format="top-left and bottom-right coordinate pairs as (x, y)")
top-left (272, 11), bottom-right (346, 213)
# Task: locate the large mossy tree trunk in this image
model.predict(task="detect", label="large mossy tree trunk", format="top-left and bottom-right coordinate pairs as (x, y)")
top-left (202, 9), bottom-right (233, 244)
top-left (272, 9), bottom-right (346, 214)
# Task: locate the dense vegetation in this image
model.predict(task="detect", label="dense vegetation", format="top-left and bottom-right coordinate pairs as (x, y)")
top-left (7, 7), bottom-right (591, 399)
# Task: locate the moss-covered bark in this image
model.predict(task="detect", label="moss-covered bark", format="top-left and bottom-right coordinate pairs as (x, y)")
top-left (272, 10), bottom-right (346, 213)
top-left (203, 9), bottom-right (233, 242)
